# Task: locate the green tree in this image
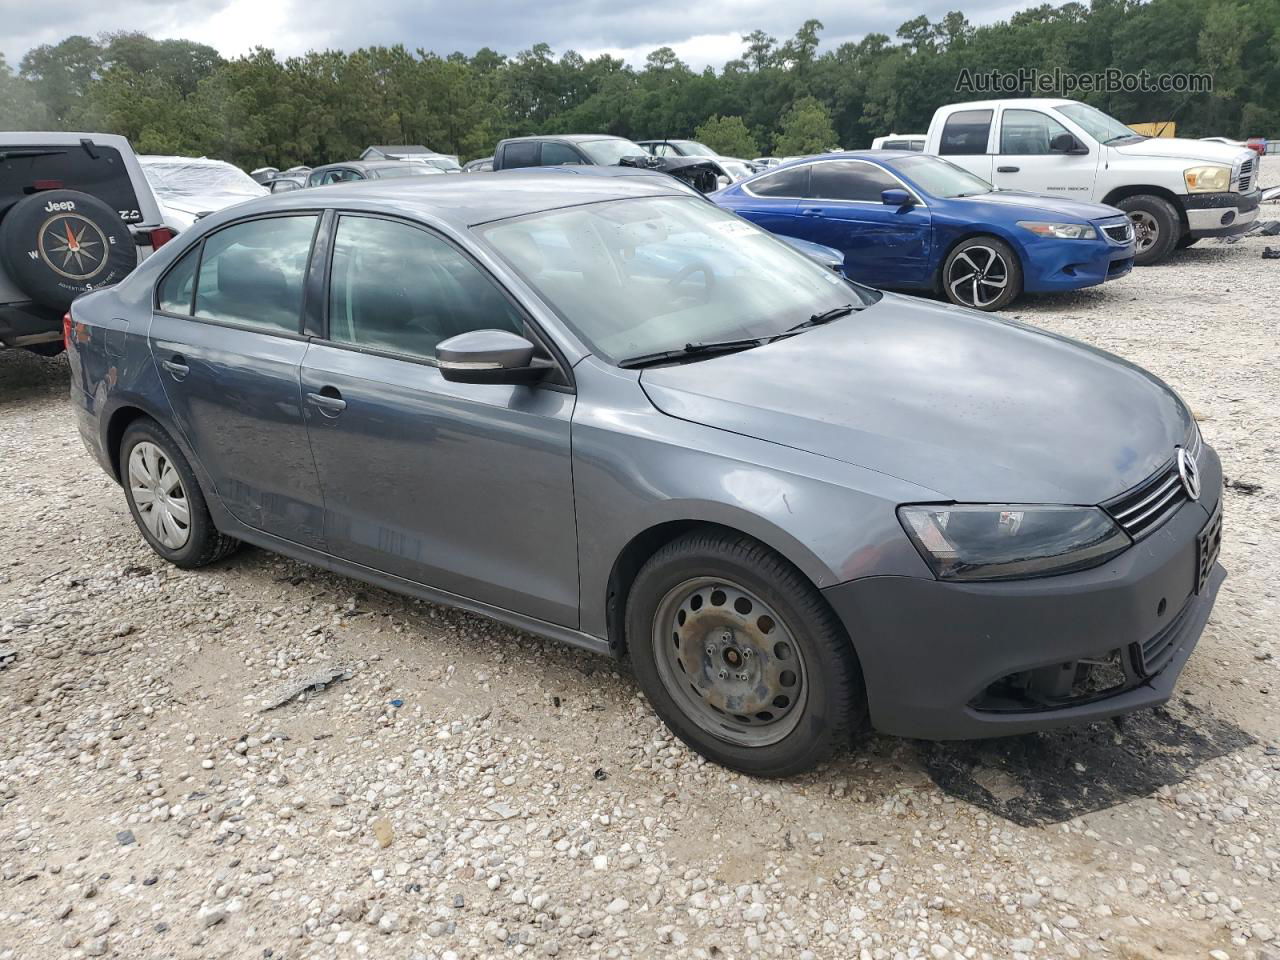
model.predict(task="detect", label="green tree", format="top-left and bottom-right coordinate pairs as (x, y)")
top-left (774, 96), bottom-right (838, 154)
top-left (693, 115), bottom-right (758, 157)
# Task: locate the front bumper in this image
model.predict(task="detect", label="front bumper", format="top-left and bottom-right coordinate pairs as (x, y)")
top-left (1020, 222), bottom-right (1135, 293)
top-left (1183, 189), bottom-right (1262, 237)
top-left (823, 457), bottom-right (1224, 740)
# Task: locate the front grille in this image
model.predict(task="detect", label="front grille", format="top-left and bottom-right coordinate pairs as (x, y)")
top-left (1105, 461), bottom-right (1188, 538)
top-left (1237, 157), bottom-right (1254, 193)
top-left (1103, 222), bottom-right (1134, 244)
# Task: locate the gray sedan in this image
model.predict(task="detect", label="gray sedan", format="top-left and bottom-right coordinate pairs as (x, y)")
top-left (66, 174), bottom-right (1224, 777)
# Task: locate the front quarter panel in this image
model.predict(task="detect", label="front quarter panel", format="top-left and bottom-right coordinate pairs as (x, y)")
top-left (571, 357), bottom-right (938, 642)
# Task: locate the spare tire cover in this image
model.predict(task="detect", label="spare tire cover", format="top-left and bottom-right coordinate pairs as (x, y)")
top-left (0, 189), bottom-right (137, 311)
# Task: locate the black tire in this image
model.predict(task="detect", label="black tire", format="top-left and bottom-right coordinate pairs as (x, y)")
top-left (1116, 194), bottom-right (1181, 266)
top-left (23, 342), bottom-right (65, 357)
top-left (119, 418), bottom-right (240, 569)
top-left (626, 530), bottom-right (866, 777)
top-left (1176, 235), bottom-right (1200, 250)
top-left (0, 190), bottom-right (137, 311)
top-left (940, 236), bottom-right (1023, 311)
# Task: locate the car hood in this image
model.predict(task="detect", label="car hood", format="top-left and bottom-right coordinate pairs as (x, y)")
top-left (639, 294), bottom-right (1192, 504)
top-left (1112, 136), bottom-right (1250, 166)
top-left (618, 155), bottom-right (722, 193)
top-left (958, 190), bottom-right (1122, 221)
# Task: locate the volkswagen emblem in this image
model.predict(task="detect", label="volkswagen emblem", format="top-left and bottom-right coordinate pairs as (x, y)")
top-left (1176, 447), bottom-right (1200, 501)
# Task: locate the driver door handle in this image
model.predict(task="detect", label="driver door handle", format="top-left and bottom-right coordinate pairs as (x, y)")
top-left (800, 206), bottom-right (824, 217)
top-left (997, 166), bottom-right (1020, 173)
top-left (161, 356), bottom-right (189, 379)
top-left (306, 388), bottom-right (347, 416)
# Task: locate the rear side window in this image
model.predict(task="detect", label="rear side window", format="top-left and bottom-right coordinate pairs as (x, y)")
top-left (939, 110), bottom-right (993, 155)
top-left (810, 161), bottom-right (900, 202)
top-left (157, 246), bottom-right (200, 314)
top-left (0, 142), bottom-right (144, 224)
top-left (501, 142), bottom-right (540, 169)
top-left (193, 216), bottom-right (318, 333)
top-left (327, 215), bottom-right (523, 360)
top-left (748, 165), bottom-right (810, 198)
top-left (540, 143), bottom-right (584, 166)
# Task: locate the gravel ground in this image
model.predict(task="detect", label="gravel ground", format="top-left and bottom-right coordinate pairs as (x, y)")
top-left (1, 161), bottom-right (1278, 960)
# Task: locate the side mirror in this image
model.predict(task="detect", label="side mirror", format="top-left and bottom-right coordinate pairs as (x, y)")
top-left (1050, 133), bottom-right (1088, 155)
top-left (881, 188), bottom-right (913, 208)
top-left (435, 330), bottom-right (548, 385)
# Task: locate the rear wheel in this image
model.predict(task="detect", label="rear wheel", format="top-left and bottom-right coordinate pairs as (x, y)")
top-left (1116, 194), bottom-right (1181, 265)
top-left (941, 236), bottom-right (1022, 311)
top-left (120, 419), bottom-right (239, 568)
top-left (627, 530), bottom-right (865, 777)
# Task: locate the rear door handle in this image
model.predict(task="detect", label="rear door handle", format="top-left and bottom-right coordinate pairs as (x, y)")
top-left (160, 356), bottom-right (189, 379)
top-left (306, 389), bottom-right (347, 416)
top-left (996, 166), bottom-right (1020, 173)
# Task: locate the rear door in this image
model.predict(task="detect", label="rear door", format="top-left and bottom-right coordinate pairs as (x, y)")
top-left (717, 164), bottom-right (811, 239)
top-left (991, 107), bottom-right (1099, 198)
top-left (798, 160), bottom-right (932, 287)
top-left (936, 109), bottom-right (995, 181)
top-left (148, 213), bottom-right (326, 548)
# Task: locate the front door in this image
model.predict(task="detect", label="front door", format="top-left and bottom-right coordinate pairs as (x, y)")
top-left (300, 214), bottom-right (579, 627)
top-left (149, 213), bottom-right (326, 547)
top-left (991, 108), bottom-right (1099, 198)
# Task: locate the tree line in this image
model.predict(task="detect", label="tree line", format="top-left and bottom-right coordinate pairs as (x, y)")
top-left (1, 0), bottom-right (1276, 171)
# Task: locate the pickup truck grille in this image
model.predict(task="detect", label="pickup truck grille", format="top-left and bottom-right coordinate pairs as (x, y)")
top-left (1103, 428), bottom-right (1202, 539)
top-left (1237, 156), bottom-right (1255, 193)
top-left (1102, 222), bottom-right (1134, 244)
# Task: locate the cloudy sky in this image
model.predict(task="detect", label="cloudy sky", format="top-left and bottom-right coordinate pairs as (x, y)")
top-left (1, 0), bottom-right (1028, 67)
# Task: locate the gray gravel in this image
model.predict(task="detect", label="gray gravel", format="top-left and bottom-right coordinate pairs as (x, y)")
top-left (1, 159), bottom-right (1278, 960)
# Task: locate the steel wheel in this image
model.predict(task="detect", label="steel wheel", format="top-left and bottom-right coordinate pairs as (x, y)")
top-left (946, 244), bottom-right (1009, 308)
top-left (127, 441), bottom-right (191, 550)
top-left (651, 577), bottom-right (808, 747)
top-left (1128, 210), bottom-right (1159, 254)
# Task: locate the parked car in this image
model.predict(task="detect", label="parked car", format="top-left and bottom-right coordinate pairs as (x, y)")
top-left (140, 155), bottom-right (268, 231)
top-left (266, 176), bottom-right (306, 194)
top-left (636, 140), bottom-right (755, 182)
top-left (406, 155), bottom-right (463, 173)
top-left (871, 133), bottom-right (926, 151)
top-left (491, 135), bottom-right (725, 192)
top-left (1, 131), bottom-right (174, 354)
top-left (923, 99), bottom-right (1262, 263)
top-left (463, 157), bottom-right (494, 173)
top-left (249, 166), bottom-right (280, 184)
top-left (67, 173), bottom-right (1223, 777)
top-left (753, 157), bottom-right (781, 168)
top-left (715, 151), bottom-right (1135, 311)
top-left (304, 160), bottom-right (444, 187)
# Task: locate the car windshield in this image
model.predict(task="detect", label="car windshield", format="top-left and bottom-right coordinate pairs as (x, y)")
top-left (478, 195), bottom-right (879, 364)
top-left (422, 156), bottom-right (462, 172)
top-left (141, 159), bottom-right (266, 200)
top-left (579, 139), bottom-right (648, 165)
top-left (1056, 103), bottom-right (1145, 144)
top-left (888, 155), bottom-right (993, 198)
top-left (376, 164), bottom-right (436, 179)
top-left (673, 141), bottom-right (717, 157)
top-left (720, 160), bottom-right (752, 179)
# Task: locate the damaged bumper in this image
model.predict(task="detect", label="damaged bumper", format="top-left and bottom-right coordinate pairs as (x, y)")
top-left (618, 155), bottom-right (724, 194)
top-left (1183, 189), bottom-right (1262, 237)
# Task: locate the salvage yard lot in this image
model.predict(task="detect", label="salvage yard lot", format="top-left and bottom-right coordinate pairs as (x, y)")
top-left (1, 163), bottom-right (1277, 960)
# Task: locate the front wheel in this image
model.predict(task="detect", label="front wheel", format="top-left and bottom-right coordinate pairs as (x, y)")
top-left (941, 236), bottom-right (1022, 311)
top-left (1116, 194), bottom-right (1181, 265)
top-left (627, 531), bottom-right (865, 777)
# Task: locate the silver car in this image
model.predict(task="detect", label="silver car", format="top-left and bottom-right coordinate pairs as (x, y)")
top-left (66, 173), bottom-right (1225, 777)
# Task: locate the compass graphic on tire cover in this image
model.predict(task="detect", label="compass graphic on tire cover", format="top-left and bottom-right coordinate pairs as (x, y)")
top-left (37, 213), bottom-right (110, 281)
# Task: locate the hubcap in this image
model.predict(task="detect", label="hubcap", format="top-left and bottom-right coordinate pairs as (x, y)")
top-left (1128, 210), bottom-right (1158, 252)
top-left (947, 245), bottom-right (1009, 308)
top-left (652, 577), bottom-right (807, 747)
top-left (128, 441), bottom-right (191, 550)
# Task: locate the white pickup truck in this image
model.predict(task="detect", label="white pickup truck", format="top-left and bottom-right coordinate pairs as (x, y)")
top-left (923, 98), bottom-right (1262, 264)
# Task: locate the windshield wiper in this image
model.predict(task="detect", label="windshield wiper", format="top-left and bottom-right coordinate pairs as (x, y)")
top-left (0, 149), bottom-right (66, 162)
top-left (786, 303), bottom-right (860, 333)
top-left (617, 337), bottom-right (768, 369)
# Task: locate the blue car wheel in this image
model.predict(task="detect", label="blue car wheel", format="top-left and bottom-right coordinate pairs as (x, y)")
top-left (942, 236), bottom-right (1023, 312)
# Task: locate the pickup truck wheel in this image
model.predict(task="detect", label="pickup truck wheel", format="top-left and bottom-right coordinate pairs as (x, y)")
top-left (1116, 195), bottom-right (1180, 265)
top-left (941, 237), bottom-right (1022, 311)
top-left (1176, 235), bottom-right (1200, 250)
top-left (627, 530), bottom-right (866, 778)
top-left (120, 419), bottom-right (240, 569)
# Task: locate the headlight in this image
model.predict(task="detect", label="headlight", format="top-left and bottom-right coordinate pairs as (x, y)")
top-left (1016, 220), bottom-right (1097, 239)
top-left (1183, 165), bottom-right (1231, 193)
top-left (898, 504), bottom-right (1130, 581)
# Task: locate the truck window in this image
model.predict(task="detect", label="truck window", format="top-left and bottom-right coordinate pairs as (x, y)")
top-left (501, 142), bottom-right (540, 169)
top-left (540, 143), bottom-right (584, 166)
top-left (939, 110), bottom-right (993, 155)
top-left (1000, 110), bottom-right (1073, 155)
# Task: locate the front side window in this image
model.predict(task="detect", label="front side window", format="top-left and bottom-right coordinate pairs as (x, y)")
top-left (193, 215), bottom-right (318, 332)
top-left (747, 165), bottom-right (811, 198)
top-left (809, 160), bottom-right (900, 202)
top-left (578, 139), bottom-right (647, 165)
top-left (1000, 110), bottom-right (1073, 155)
top-left (540, 143), bottom-right (584, 166)
top-left (478, 196), bottom-right (879, 365)
top-left (327, 215), bottom-right (523, 360)
top-left (939, 110), bottom-right (993, 155)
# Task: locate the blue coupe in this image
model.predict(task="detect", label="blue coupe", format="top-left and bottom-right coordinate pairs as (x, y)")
top-left (714, 151), bottom-right (1136, 311)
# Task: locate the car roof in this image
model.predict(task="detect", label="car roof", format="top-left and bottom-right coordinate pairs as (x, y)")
top-left (0, 130), bottom-right (138, 149)
top-left (500, 134), bottom-right (631, 144)
top-left (310, 160), bottom-right (413, 174)
top-left (212, 170), bottom-right (690, 227)
top-left (943, 98), bottom-right (1079, 111)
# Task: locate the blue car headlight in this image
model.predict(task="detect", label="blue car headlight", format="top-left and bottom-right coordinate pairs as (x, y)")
top-left (898, 504), bottom-right (1130, 581)
top-left (1016, 220), bottom-right (1098, 240)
